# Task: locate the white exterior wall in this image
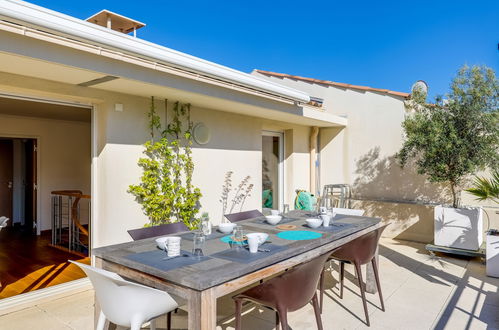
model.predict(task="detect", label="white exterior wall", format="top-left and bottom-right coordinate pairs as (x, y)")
top-left (251, 73), bottom-right (443, 202)
top-left (95, 97), bottom-right (265, 246)
top-left (95, 97), bottom-right (314, 246)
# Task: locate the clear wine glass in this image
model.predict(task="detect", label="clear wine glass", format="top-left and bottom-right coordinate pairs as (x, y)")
top-left (192, 232), bottom-right (205, 258)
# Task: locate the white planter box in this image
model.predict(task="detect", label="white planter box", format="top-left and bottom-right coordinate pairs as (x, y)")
top-left (434, 206), bottom-right (483, 251)
top-left (486, 232), bottom-right (499, 278)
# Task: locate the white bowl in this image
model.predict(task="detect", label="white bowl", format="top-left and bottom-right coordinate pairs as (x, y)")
top-left (246, 232), bottom-right (269, 243)
top-left (306, 218), bottom-right (323, 229)
top-left (218, 222), bottom-right (236, 234)
top-left (265, 215), bottom-right (282, 225)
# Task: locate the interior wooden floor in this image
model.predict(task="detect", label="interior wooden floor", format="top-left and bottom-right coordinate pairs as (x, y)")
top-left (0, 226), bottom-right (89, 300)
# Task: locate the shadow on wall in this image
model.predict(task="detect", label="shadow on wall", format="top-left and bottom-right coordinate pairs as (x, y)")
top-left (352, 147), bottom-right (451, 243)
top-left (353, 147), bottom-right (450, 203)
top-left (352, 199), bottom-right (435, 243)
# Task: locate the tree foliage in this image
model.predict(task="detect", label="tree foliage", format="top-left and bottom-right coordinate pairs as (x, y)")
top-left (128, 97), bottom-right (202, 229)
top-left (398, 65), bottom-right (499, 208)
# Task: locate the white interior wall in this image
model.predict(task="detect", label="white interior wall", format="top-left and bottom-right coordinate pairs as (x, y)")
top-left (0, 114), bottom-right (91, 231)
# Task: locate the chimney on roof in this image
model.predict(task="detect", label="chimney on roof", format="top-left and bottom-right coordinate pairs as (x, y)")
top-left (86, 10), bottom-right (145, 37)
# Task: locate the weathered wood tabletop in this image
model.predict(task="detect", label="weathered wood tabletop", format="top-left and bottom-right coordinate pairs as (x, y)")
top-left (93, 211), bottom-right (382, 329)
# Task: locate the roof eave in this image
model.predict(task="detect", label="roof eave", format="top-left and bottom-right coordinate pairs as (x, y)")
top-left (254, 69), bottom-right (410, 99)
top-left (0, 0), bottom-right (310, 103)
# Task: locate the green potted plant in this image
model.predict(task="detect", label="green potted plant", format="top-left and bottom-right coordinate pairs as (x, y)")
top-left (466, 171), bottom-right (499, 276)
top-left (398, 65), bottom-right (499, 251)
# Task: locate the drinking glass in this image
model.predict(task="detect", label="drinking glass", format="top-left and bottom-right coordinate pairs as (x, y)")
top-left (201, 214), bottom-right (212, 236)
top-left (232, 225), bottom-right (245, 248)
top-left (323, 194), bottom-right (335, 212)
top-left (192, 232), bottom-right (205, 258)
top-left (283, 204), bottom-right (290, 215)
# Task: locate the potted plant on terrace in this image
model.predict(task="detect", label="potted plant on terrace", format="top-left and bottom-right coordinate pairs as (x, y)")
top-left (398, 65), bottom-right (499, 251)
top-left (466, 171), bottom-right (499, 276)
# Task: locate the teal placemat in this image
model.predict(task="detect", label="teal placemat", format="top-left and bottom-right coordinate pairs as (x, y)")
top-left (220, 235), bottom-right (247, 245)
top-left (277, 230), bottom-right (322, 241)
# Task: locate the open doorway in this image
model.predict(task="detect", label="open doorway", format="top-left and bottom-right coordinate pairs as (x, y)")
top-left (0, 95), bottom-right (91, 300)
top-left (0, 138), bottom-right (37, 234)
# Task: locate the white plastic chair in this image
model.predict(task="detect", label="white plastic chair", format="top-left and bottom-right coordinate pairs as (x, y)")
top-left (0, 217), bottom-right (9, 231)
top-left (333, 207), bottom-right (365, 216)
top-left (70, 261), bottom-right (178, 330)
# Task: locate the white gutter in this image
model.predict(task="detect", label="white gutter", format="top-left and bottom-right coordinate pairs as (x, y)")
top-left (0, 0), bottom-right (310, 103)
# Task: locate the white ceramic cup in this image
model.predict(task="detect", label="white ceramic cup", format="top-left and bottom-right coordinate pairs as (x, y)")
top-left (163, 236), bottom-right (181, 257)
top-left (320, 214), bottom-right (331, 227)
top-left (271, 209), bottom-right (279, 216)
top-left (246, 233), bottom-right (268, 253)
top-left (319, 206), bottom-right (328, 215)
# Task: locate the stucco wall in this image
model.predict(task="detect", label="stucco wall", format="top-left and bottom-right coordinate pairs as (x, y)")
top-left (95, 97), bottom-right (267, 246)
top-left (0, 114), bottom-right (91, 231)
top-left (251, 73), bottom-right (435, 201)
top-left (95, 97), bottom-right (313, 246)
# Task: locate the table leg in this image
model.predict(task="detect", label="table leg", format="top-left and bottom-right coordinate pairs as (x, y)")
top-left (365, 247), bottom-right (379, 294)
top-left (188, 288), bottom-right (216, 330)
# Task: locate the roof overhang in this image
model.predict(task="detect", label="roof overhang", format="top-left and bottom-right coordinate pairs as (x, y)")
top-left (0, 51), bottom-right (346, 128)
top-left (0, 0), bottom-right (310, 103)
top-left (0, 1), bottom-right (346, 128)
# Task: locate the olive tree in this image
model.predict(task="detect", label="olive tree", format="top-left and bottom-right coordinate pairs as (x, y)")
top-left (398, 65), bottom-right (499, 208)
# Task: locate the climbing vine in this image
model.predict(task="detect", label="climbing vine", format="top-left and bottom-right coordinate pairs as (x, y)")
top-left (128, 97), bottom-right (202, 229)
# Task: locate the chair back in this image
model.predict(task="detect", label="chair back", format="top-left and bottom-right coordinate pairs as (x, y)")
top-left (70, 261), bottom-right (177, 327)
top-left (331, 224), bottom-right (388, 265)
top-left (225, 209), bottom-right (263, 223)
top-left (334, 208), bottom-right (365, 216)
top-left (127, 222), bottom-right (188, 241)
top-left (242, 252), bottom-right (330, 312)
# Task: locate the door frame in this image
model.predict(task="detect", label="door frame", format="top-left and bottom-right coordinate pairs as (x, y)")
top-left (0, 91), bottom-right (96, 310)
top-left (0, 134), bottom-right (40, 234)
top-left (0, 92), bottom-right (94, 237)
top-left (262, 130), bottom-right (285, 210)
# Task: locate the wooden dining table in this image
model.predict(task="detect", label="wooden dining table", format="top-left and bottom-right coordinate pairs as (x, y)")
top-left (92, 211), bottom-right (383, 329)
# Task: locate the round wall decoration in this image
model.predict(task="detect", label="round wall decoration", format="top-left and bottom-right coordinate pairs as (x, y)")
top-left (192, 122), bottom-right (211, 145)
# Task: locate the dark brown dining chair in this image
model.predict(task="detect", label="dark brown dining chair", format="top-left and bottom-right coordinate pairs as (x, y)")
top-left (225, 209), bottom-right (263, 223)
top-left (320, 224), bottom-right (388, 326)
top-left (233, 252), bottom-right (331, 330)
top-left (127, 222), bottom-right (188, 241)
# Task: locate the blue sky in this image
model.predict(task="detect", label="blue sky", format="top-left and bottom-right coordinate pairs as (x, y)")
top-left (31, 0), bottom-right (499, 98)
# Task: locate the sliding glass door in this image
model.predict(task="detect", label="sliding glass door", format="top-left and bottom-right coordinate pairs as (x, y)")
top-left (262, 131), bottom-right (284, 211)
